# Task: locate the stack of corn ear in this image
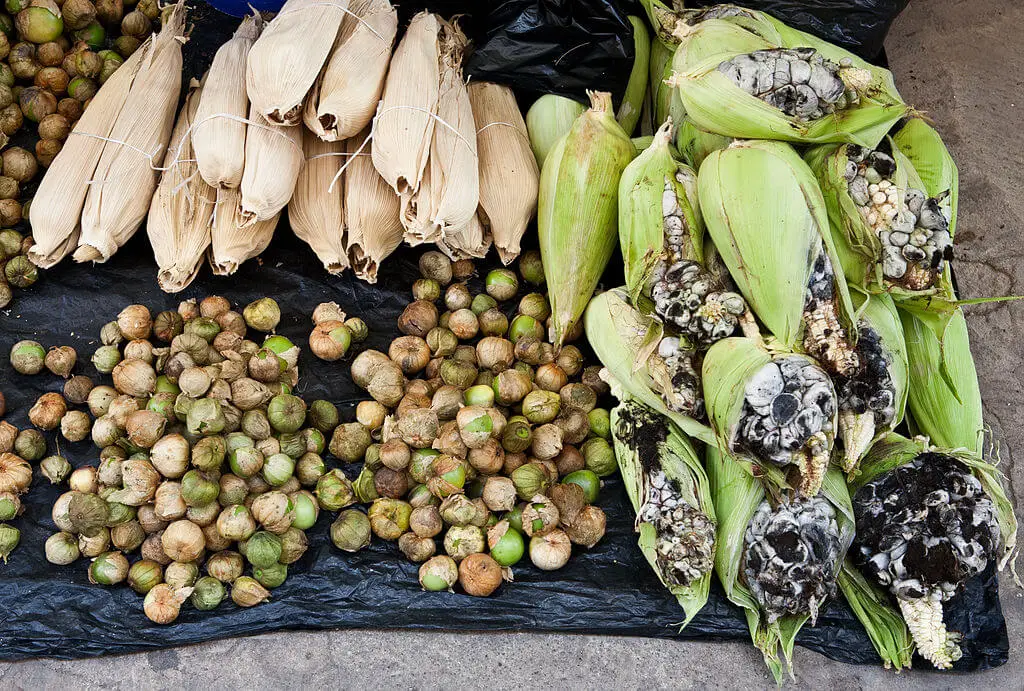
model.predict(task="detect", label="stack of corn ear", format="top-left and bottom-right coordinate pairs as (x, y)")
top-left (525, 94), bottom-right (584, 168)
top-left (246, 0), bottom-right (349, 125)
top-left (193, 14), bottom-right (262, 189)
top-left (344, 127), bottom-right (403, 282)
top-left (401, 18), bottom-right (478, 248)
top-left (28, 36), bottom-right (152, 268)
top-left (706, 444), bottom-right (855, 684)
top-left (147, 79), bottom-right (216, 293)
top-left (669, 9), bottom-right (908, 147)
top-left (616, 16), bottom-right (650, 137)
top-left (539, 91), bottom-right (636, 346)
top-left (611, 396), bottom-right (716, 626)
top-left (304, 0), bottom-right (398, 141)
top-left (72, 0), bottom-right (187, 264)
top-left (238, 104), bottom-right (305, 226)
top-left (468, 81), bottom-right (539, 264)
top-left (288, 129), bottom-right (348, 273)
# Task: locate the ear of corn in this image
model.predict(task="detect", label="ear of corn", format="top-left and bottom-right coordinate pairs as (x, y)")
top-left (147, 78), bottom-right (216, 293)
top-left (892, 117), bottom-right (958, 238)
top-left (698, 140), bottom-right (856, 352)
top-left (28, 35), bottom-right (149, 268)
top-left (584, 288), bottom-right (716, 445)
top-left (371, 11), bottom-right (440, 198)
top-left (345, 127), bottom-right (403, 283)
top-left (288, 128), bottom-right (348, 274)
top-left (616, 16), bottom-right (650, 137)
top-left (670, 13), bottom-right (907, 148)
top-left (611, 397), bottom-right (716, 627)
top-left (193, 14), bottom-right (261, 189)
top-left (245, 0), bottom-right (348, 125)
top-left (436, 211), bottom-right (491, 261)
top-left (75, 2), bottom-right (187, 264)
top-left (303, 0), bottom-right (398, 142)
top-left (539, 91), bottom-right (636, 346)
top-left (209, 186), bottom-right (280, 276)
top-left (837, 560), bottom-right (915, 671)
top-left (675, 117), bottom-right (731, 169)
top-left (525, 94), bottom-right (585, 169)
top-left (239, 103), bottom-right (305, 226)
top-left (469, 82), bottom-right (539, 265)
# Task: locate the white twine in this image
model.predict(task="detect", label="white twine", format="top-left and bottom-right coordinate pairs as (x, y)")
top-left (327, 130), bottom-right (371, 194)
top-left (275, 1), bottom-right (388, 43)
top-left (376, 104), bottom-right (477, 152)
top-left (476, 120), bottom-right (531, 145)
top-left (306, 151), bottom-right (370, 161)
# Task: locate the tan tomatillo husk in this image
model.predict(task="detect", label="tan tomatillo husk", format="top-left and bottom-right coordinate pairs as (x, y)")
top-left (238, 103), bottom-right (304, 226)
top-left (209, 186), bottom-right (280, 275)
top-left (75, 1), bottom-right (187, 264)
top-left (345, 127), bottom-right (403, 282)
top-left (303, 0), bottom-right (397, 142)
top-left (245, 0), bottom-right (349, 125)
top-left (288, 128), bottom-right (348, 273)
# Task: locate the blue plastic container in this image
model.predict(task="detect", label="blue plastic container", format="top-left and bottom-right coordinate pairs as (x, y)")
top-left (204, 0), bottom-right (284, 18)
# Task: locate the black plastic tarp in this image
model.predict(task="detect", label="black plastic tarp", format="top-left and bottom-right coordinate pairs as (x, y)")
top-left (0, 0), bottom-right (1009, 671)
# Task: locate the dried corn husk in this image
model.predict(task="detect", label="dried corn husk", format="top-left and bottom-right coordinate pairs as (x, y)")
top-left (539, 90), bottom-right (636, 346)
top-left (147, 79), bottom-right (216, 293)
top-left (246, 0), bottom-right (349, 125)
top-left (436, 211), bottom-right (490, 261)
top-left (346, 128), bottom-right (402, 282)
top-left (193, 15), bottom-right (261, 189)
top-left (304, 0), bottom-right (397, 141)
top-left (75, 2), bottom-right (187, 263)
top-left (28, 39), bottom-right (150, 268)
top-left (371, 11), bottom-right (440, 197)
top-left (469, 81), bottom-right (538, 264)
top-left (403, 19), bottom-right (477, 244)
top-left (209, 186), bottom-right (280, 275)
top-left (288, 128), bottom-right (348, 273)
top-left (239, 104), bottom-right (304, 226)
top-left (525, 94), bottom-right (584, 169)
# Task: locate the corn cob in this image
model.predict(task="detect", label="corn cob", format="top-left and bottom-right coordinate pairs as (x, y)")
top-left (539, 91), bottom-right (636, 346)
top-left (345, 128), bottom-right (403, 283)
top-left (525, 95), bottom-right (585, 169)
top-left (238, 104), bottom-right (304, 226)
top-left (611, 397), bottom-right (716, 626)
top-left (288, 129), bottom-right (348, 274)
top-left (669, 11), bottom-right (907, 147)
top-left (698, 139), bottom-right (859, 378)
top-left (209, 186), bottom-right (280, 276)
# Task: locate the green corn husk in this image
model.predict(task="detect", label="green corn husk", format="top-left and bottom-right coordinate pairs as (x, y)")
top-left (525, 94), bottom-right (586, 169)
top-left (618, 119), bottom-right (703, 306)
top-left (837, 559), bottom-right (914, 671)
top-left (706, 445), bottom-right (855, 683)
top-left (611, 397), bottom-right (715, 626)
top-left (702, 336), bottom-right (833, 495)
top-left (538, 90), bottom-right (636, 346)
top-left (698, 139), bottom-right (856, 350)
top-left (584, 288), bottom-right (715, 445)
top-left (639, 0), bottom-right (685, 49)
top-left (616, 16), bottom-right (650, 137)
top-left (675, 117), bottom-right (731, 169)
top-left (670, 12), bottom-right (907, 147)
top-left (899, 307), bottom-right (983, 455)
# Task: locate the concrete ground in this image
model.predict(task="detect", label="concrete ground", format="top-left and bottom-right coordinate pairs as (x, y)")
top-left (3, 0), bottom-right (1022, 688)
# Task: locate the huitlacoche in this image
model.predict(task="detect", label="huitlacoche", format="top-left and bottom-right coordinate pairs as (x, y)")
top-left (803, 252), bottom-right (860, 377)
top-left (717, 48), bottom-right (858, 121)
top-left (656, 336), bottom-right (704, 418)
top-left (735, 356), bottom-right (836, 494)
top-left (742, 496), bottom-right (842, 623)
top-left (640, 470), bottom-right (716, 586)
top-left (834, 322), bottom-right (898, 467)
top-left (845, 145), bottom-right (953, 290)
top-left (851, 453), bottom-right (1000, 668)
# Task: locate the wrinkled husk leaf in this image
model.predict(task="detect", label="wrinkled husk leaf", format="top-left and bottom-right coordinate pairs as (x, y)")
top-left (837, 559), bottom-right (915, 671)
top-left (238, 104), bottom-right (304, 226)
top-left (288, 129), bottom-right (348, 274)
top-left (346, 127), bottom-right (403, 282)
top-left (209, 186), bottom-right (279, 276)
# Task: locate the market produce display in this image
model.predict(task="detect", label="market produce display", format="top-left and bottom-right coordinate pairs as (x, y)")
top-left (0, 0), bottom-right (1017, 679)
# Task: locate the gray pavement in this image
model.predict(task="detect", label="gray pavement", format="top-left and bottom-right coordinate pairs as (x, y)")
top-left (2, 0), bottom-right (1022, 688)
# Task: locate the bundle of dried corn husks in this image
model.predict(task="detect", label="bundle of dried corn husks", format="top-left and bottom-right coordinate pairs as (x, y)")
top-left (75, 1), bottom-right (187, 263)
top-left (346, 126), bottom-right (403, 282)
top-left (289, 129), bottom-right (348, 273)
top-left (371, 11), bottom-right (439, 199)
top-left (239, 104), bottom-right (304, 225)
top-left (147, 79), bottom-right (216, 293)
top-left (402, 18), bottom-right (477, 245)
top-left (436, 212), bottom-right (489, 261)
top-left (28, 40), bottom-right (150, 268)
top-left (247, 0), bottom-right (349, 125)
top-left (304, 0), bottom-right (397, 142)
top-left (210, 186), bottom-right (280, 275)
top-left (194, 14), bottom-right (262, 189)
top-left (469, 81), bottom-right (538, 264)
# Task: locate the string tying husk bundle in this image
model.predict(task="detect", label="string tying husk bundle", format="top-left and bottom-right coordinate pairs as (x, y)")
top-left (238, 104), bottom-right (304, 226)
top-left (209, 186), bottom-right (280, 276)
top-left (469, 81), bottom-right (538, 265)
top-left (147, 78), bottom-right (216, 293)
top-left (193, 14), bottom-right (262, 189)
top-left (303, 0), bottom-right (397, 142)
top-left (28, 36), bottom-right (150, 268)
top-left (345, 127), bottom-right (403, 283)
top-left (288, 128), bottom-right (348, 274)
top-left (74, 1), bottom-right (187, 264)
top-left (371, 11), bottom-right (440, 199)
top-left (402, 18), bottom-right (478, 245)
top-left (246, 0), bottom-right (349, 125)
